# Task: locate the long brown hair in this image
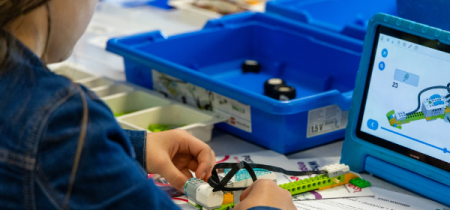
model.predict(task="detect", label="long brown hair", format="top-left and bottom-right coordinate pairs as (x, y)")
top-left (0, 0), bottom-right (51, 69)
top-left (1, 1), bottom-right (88, 209)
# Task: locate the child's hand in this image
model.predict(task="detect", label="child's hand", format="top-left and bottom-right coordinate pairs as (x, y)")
top-left (234, 179), bottom-right (296, 210)
top-left (145, 129), bottom-right (216, 191)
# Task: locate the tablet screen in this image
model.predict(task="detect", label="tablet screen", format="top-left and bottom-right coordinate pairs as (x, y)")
top-left (357, 25), bottom-right (450, 172)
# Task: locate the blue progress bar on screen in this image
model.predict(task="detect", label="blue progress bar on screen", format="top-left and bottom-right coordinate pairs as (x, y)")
top-left (380, 127), bottom-right (449, 153)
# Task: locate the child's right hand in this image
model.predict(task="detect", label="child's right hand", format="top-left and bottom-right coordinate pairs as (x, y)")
top-left (234, 179), bottom-right (297, 210)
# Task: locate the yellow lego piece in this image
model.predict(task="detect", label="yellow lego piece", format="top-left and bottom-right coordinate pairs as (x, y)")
top-left (222, 193), bottom-right (234, 205)
top-left (445, 107), bottom-right (450, 114)
top-left (318, 173), bottom-right (359, 190)
top-left (245, 0), bottom-right (263, 5)
top-left (389, 117), bottom-right (398, 126)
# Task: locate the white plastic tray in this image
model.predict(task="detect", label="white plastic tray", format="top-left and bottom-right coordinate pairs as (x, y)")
top-left (92, 84), bottom-right (134, 98)
top-left (79, 77), bottom-right (115, 89)
top-left (102, 84), bottom-right (226, 142)
top-left (103, 90), bottom-right (172, 117)
top-left (49, 63), bottom-right (225, 142)
top-left (117, 104), bottom-right (224, 142)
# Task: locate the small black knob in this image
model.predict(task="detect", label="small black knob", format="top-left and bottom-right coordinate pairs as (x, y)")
top-left (264, 78), bottom-right (287, 98)
top-left (273, 86), bottom-right (296, 101)
top-left (242, 60), bottom-right (261, 73)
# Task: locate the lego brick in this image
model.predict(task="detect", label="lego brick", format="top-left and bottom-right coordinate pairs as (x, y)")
top-left (318, 172), bottom-right (359, 190)
top-left (233, 190), bottom-right (243, 205)
top-left (404, 111), bottom-right (425, 123)
top-left (222, 193), bottom-right (233, 205)
top-left (185, 178), bottom-right (223, 209)
top-left (196, 184), bottom-right (223, 209)
top-left (395, 111), bottom-right (406, 121)
top-left (349, 177), bottom-right (371, 188)
top-left (279, 174), bottom-right (345, 196)
top-left (322, 164), bottom-right (350, 177)
top-left (214, 203), bottom-right (235, 210)
top-left (188, 199), bottom-right (203, 210)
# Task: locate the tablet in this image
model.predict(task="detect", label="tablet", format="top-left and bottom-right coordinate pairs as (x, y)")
top-left (356, 25), bottom-right (450, 172)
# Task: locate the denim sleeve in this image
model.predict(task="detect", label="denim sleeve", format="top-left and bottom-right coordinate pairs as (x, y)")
top-left (123, 129), bottom-right (147, 168)
top-left (36, 90), bottom-right (180, 210)
top-left (248, 207), bottom-right (281, 210)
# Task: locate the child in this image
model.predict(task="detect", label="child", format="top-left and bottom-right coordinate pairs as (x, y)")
top-left (0, 0), bottom-right (296, 209)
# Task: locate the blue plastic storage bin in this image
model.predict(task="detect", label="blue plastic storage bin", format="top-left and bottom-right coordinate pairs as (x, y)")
top-left (397, 0), bottom-right (450, 31)
top-left (266, 0), bottom-right (397, 40)
top-left (107, 12), bottom-right (363, 154)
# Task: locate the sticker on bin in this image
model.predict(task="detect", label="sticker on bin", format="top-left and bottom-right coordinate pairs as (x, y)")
top-left (307, 105), bottom-right (348, 138)
top-left (152, 70), bottom-right (252, 133)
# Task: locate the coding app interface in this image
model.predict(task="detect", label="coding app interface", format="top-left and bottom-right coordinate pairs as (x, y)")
top-left (361, 33), bottom-right (450, 163)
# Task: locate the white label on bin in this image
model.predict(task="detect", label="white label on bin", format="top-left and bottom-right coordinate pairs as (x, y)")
top-left (151, 70), bottom-right (252, 133)
top-left (306, 105), bottom-right (348, 138)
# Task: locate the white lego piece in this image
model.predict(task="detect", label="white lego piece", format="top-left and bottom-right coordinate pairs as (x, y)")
top-left (195, 184), bottom-right (224, 209)
top-left (395, 111), bottom-right (407, 120)
top-left (422, 95), bottom-right (447, 118)
top-left (234, 190), bottom-right (243, 205)
top-left (321, 164), bottom-right (350, 178)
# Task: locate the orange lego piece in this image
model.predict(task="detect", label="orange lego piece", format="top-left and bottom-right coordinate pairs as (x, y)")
top-left (318, 173), bottom-right (359, 190)
top-left (222, 193), bottom-right (234, 205)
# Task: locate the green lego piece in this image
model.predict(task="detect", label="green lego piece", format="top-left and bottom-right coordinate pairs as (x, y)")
top-left (404, 111), bottom-right (425, 123)
top-left (148, 124), bottom-right (171, 132)
top-left (386, 110), bottom-right (395, 120)
top-left (113, 111), bottom-right (136, 117)
top-left (349, 177), bottom-right (371, 188)
top-left (114, 112), bottom-right (127, 117)
top-left (214, 203), bottom-right (235, 210)
top-left (279, 174), bottom-right (345, 196)
top-left (429, 113), bottom-right (445, 120)
top-left (147, 124), bottom-right (187, 132)
top-left (188, 202), bottom-right (203, 210)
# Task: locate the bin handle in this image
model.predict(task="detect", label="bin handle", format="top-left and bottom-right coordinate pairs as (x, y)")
top-left (336, 90), bottom-right (354, 111)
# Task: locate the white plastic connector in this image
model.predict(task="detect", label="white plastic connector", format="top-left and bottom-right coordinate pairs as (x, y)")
top-left (322, 164), bottom-right (350, 178)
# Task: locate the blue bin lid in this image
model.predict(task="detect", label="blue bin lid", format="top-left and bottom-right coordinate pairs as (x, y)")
top-left (265, 0), bottom-right (398, 40)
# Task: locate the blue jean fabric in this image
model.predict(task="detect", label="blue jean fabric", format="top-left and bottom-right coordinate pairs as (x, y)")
top-left (0, 30), bottom-right (279, 210)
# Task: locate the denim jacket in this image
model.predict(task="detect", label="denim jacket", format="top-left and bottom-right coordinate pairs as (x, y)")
top-left (0, 31), bottom-right (280, 210)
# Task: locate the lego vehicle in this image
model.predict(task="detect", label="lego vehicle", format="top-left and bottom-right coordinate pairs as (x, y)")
top-left (387, 84), bottom-right (450, 129)
top-left (184, 162), bottom-right (370, 210)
